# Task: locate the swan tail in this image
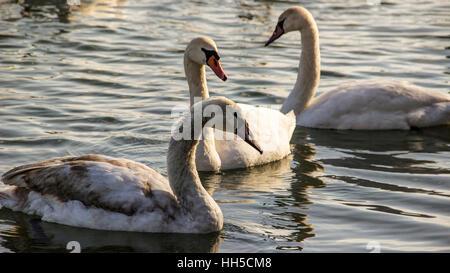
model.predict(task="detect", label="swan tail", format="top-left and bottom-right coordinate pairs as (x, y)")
top-left (407, 102), bottom-right (450, 128)
top-left (1, 160), bottom-right (64, 188)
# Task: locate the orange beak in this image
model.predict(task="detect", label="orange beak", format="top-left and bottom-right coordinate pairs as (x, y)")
top-left (207, 56), bottom-right (228, 81)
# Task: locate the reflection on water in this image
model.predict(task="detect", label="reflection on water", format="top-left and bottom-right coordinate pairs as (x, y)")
top-left (201, 156), bottom-right (294, 193)
top-left (198, 140), bottom-right (325, 252)
top-left (0, 0), bottom-right (449, 252)
top-left (292, 127), bottom-right (450, 252)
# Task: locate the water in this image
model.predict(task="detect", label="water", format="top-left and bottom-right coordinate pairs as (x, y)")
top-left (0, 0), bottom-right (449, 252)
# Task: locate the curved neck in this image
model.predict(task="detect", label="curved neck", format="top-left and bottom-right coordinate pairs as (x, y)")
top-left (184, 54), bottom-right (210, 106)
top-left (281, 19), bottom-right (320, 115)
top-left (167, 113), bottom-right (222, 232)
top-left (195, 127), bottom-right (221, 171)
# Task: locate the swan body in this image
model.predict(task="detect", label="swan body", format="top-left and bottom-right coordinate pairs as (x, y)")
top-left (266, 6), bottom-right (450, 130)
top-left (184, 37), bottom-right (295, 172)
top-left (210, 103), bottom-right (295, 170)
top-left (299, 81), bottom-right (450, 130)
top-left (0, 97), bottom-right (262, 233)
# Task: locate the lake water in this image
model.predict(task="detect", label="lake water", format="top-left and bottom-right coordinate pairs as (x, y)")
top-left (0, 0), bottom-right (449, 252)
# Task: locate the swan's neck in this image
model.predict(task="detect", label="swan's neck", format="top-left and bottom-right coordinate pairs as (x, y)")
top-left (195, 127), bottom-right (221, 171)
top-left (167, 116), bottom-right (222, 232)
top-left (184, 54), bottom-right (210, 106)
top-left (281, 20), bottom-right (320, 115)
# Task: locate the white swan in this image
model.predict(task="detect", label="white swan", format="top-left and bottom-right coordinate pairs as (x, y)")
top-left (265, 6), bottom-right (450, 130)
top-left (0, 97), bottom-right (263, 233)
top-left (184, 37), bottom-right (296, 172)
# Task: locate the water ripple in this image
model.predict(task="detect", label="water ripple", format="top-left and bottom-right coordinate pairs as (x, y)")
top-left (0, 0), bottom-right (448, 253)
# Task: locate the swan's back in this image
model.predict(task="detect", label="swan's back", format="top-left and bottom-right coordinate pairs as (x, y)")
top-left (299, 81), bottom-right (450, 130)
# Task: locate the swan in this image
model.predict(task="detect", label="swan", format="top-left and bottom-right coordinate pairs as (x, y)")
top-left (184, 37), bottom-right (296, 172)
top-left (0, 97), bottom-right (263, 233)
top-left (265, 6), bottom-right (450, 130)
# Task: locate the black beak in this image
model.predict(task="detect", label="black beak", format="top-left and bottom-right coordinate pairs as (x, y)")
top-left (244, 122), bottom-right (263, 155)
top-left (245, 137), bottom-right (263, 155)
top-left (265, 22), bottom-right (285, 47)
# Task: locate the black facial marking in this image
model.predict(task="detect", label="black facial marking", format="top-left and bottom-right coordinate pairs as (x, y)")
top-left (277, 18), bottom-right (286, 31)
top-left (244, 121), bottom-right (249, 138)
top-left (234, 112), bottom-right (238, 134)
top-left (201, 48), bottom-right (220, 62)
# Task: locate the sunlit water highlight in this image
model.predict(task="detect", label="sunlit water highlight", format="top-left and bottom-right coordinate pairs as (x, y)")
top-left (0, 0), bottom-right (449, 252)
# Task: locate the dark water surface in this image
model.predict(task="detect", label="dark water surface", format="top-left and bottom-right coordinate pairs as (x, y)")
top-left (0, 0), bottom-right (449, 252)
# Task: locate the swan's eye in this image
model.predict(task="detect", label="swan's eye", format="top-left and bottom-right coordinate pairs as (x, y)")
top-left (201, 48), bottom-right (220, 63)
top-left (277, 18), bottom-right (286, 31)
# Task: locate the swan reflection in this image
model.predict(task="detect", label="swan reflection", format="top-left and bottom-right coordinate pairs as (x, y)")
top-left (294, 126), bottom-right (450, 174)
top-left (200, 138), bottom-right (326, 250)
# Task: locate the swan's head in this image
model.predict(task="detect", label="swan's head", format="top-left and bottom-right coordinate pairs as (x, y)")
top-left (265, 6), bottom-right (314, 46)
top-left (185, 37), bottom-right (228, 81)
top-left (193, 97), bottom-right (263, 154)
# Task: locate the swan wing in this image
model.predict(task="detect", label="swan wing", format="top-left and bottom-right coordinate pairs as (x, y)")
top-left (1, 154), bottom-right (178, 217)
